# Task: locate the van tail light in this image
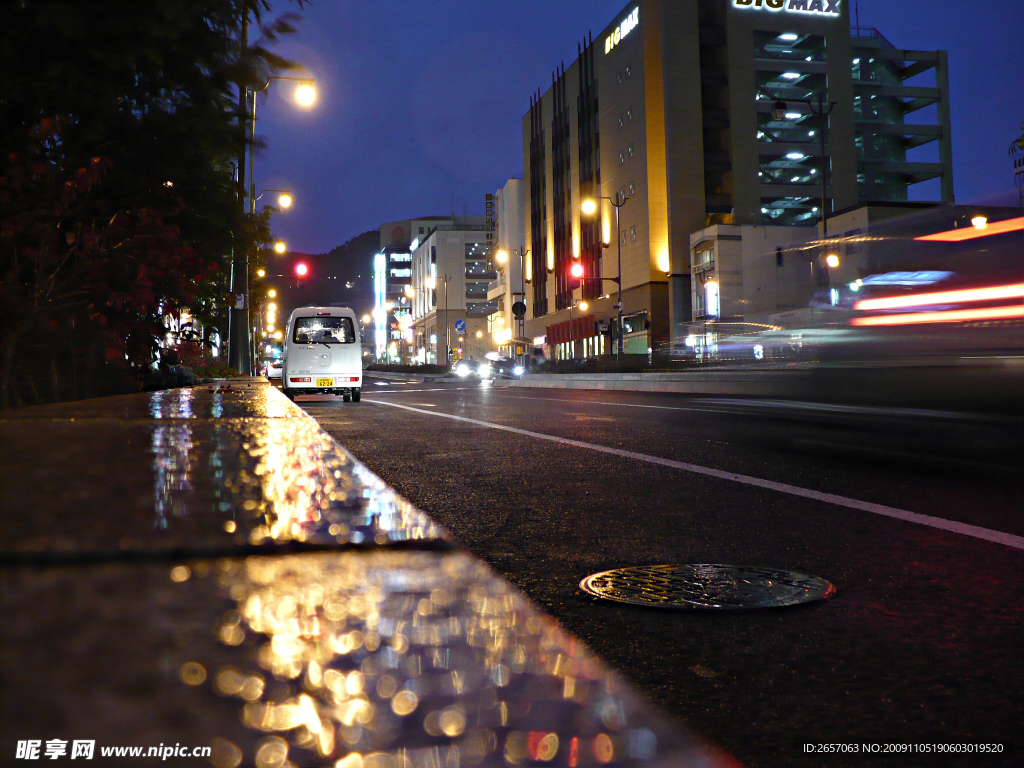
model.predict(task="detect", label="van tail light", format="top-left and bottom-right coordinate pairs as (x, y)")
top-left (338, 376), bottom-right (359, 382)
top-left (290, 377), bottom-right (311, 383)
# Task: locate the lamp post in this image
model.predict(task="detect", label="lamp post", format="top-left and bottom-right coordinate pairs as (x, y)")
top-left (429, 274), bottom-right (452, 366)
top-left (229, 74), bottom-right (315, 375)
top-left (566, 299), bottom-right (589, 360)
top-left (255, 189), bottom-right (294, 209)
top-left (582, 192), bottom-right (628, 361)
top-left (764, 91), bottom-right (836, 236)
top-left (495, 246), bottom-right (530, 365)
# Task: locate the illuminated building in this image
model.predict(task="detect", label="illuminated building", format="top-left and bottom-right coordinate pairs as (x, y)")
top-left (376, 217), bottom-right (486, 362)
top-left (408, 221), bottom-right (494, 364)
top-left (522, 0), bottom-right (954, 353)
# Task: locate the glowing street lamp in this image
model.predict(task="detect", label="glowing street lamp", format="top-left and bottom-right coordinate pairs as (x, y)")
top-left (229, 70), bottom-right (318, 375)
top-left (295, 83), bottom-right (317, 107)
top-left (582, 192), bottom-right (628, 360)
top-left (274, 241), bottom-right (287, 254)
top-left (256, 189), bottom-right (294, 209)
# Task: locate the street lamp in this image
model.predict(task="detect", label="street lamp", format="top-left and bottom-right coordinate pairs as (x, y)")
top-left (495, 246), bottom-right (530, 366)
top-left (582, 192), bottom-right (628, 361)
top-left (228, 71), bottom-right (316, 376)
top-left (762, 89), bottom-right (836, 236)
top-left (440, 275), bottom-right (452, 366)
top-left (566, 298), bottom-right (589, 361)
top-left (256, 189), bottom-right (294, 209)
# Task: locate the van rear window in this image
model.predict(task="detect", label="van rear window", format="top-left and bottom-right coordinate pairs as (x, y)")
top-left (293, 316), bottom-right (356, 344)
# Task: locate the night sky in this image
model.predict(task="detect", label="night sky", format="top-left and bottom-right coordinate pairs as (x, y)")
top-left (255, 0), bottom-right (1024, 255)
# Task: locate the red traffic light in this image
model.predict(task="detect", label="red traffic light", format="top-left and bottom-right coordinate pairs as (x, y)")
top-left (295, 262), bottom-right (309, 277)
top-left (570, 262), bottom-right (584, 279)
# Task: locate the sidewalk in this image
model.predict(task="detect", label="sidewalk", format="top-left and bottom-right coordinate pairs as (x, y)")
top-left (0, 380), bottom-right (736, 767)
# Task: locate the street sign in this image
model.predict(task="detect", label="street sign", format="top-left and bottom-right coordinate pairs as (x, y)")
top-left (454, 319), bottom-right (466, 333)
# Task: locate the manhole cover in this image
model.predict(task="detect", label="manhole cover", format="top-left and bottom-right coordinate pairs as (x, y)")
top-left (580, 564), bottom-right (835, 610)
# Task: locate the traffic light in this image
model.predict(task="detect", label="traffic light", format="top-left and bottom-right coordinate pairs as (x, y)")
top-left (295, 262), bottom-right (309, 278)
top-left (569, 261), bottom-right (584, 288)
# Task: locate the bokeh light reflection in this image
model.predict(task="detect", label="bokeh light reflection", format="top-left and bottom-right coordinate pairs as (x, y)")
top-left (193, 551), bottom-right (676, 766)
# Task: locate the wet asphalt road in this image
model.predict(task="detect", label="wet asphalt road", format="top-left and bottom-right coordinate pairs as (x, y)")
top-left (295, 375), bottom-right (1024, 768)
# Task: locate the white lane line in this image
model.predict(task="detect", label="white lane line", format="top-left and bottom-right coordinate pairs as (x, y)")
top-left (488, 392), bottom-right (742, 415)
top-left (695, 398), bottom-right (1005, 422)
top-left (363, 399), bottom-right (1024, 551)
top-left (491, 392), bottom-right (998, 423)
top-left (368, 387), bottom-right (471, 394)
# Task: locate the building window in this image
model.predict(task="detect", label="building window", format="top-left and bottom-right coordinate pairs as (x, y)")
top-left (618, 113), bottom-right (623, 127)
top-left (621, 230), bottom-right (627, 245)
top-left (619, 186), bottom-right (627, 200)
top-left (617, 72), bottom-right (623, 84)
top-left (694, 246), bottom-right (714, 271)
top-left (625, 64), bottom-right (631, 78)
top-left (626, 108), bottom-right (632, 121)
top-left (628, 181), bottom-right (635, 195)
top-left (619, 151), bottom-right (624, 164)
top-left (630, 226), bottom-right (636, 241)
top-left (418, 227), bottom-right (424, 234)
top-left (627, 143), bottom-right (634, 158)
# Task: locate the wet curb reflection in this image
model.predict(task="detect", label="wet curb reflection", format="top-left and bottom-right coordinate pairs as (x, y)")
top-left (1, 382), bottom-right (735, 767)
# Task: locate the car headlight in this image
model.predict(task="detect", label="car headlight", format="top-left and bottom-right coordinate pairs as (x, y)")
top-left (455, 363), bottom-right (471, 377)
top-left (512, 365), bottom-right (524, 376)
top-left (477, 364), bottom-right (492, 378)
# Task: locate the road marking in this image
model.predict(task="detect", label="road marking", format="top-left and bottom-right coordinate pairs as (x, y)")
top-left (491, 392), bottom-right (1003, 423)
top-left (695, 398), bottom-right (1007, 423)
top-left (367, 387), bottom-right (469, 394)
top-left (363, 399), bottom-right (1024, 551)
top-left (488, 392), bottom-right (742, 415)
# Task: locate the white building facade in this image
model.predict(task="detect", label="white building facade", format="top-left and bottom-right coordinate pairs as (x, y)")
top-left (486, 178), bottom-right (529, 355)
top-left (410, 224), bottom-right (495, 364)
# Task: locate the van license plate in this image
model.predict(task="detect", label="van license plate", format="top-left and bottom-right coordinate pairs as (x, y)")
top-left (316, 377), bottom-right (334, 387)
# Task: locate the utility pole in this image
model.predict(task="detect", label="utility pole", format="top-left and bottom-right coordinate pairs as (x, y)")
top-left (442, 274), bottom-right (451, 366)
top-left (228, 10), bottom-right (251, 375)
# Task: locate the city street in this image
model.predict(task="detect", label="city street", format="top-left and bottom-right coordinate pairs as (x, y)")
top-left (300, 375), bottom-right (1024, 767)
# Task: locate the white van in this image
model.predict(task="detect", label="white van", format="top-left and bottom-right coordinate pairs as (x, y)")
top-left (281, 307), bottom-right (363, 402)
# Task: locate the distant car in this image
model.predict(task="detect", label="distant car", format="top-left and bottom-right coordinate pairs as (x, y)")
top-left (265, 359), bottom-right (283, 379)
top-left (479, 356), bottom-right (524, 379)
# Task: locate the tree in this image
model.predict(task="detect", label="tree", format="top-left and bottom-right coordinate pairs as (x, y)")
top-left (0, 0), bottom-right (304, 407)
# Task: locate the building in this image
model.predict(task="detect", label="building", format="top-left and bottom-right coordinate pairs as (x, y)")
top-left (409, 221), bottom-right (494, 364)
top-left (375, 216), bottom-right (485, 361)
top-left (521, 0), bottom-right (953, 355)
top-left (486, 179), bottom-right (528, 355)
